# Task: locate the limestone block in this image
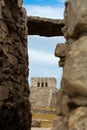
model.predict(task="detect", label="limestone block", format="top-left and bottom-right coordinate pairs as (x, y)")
top-left (70, 96), bottom-right (87, 106)
top-left (62, 36), bottom-right (87, 96)
top-left (56, 90), bottom-right (69, 116)
top-left (65, 0), bottom-right (87, 38)
top-left (55, 43), bottom-right (68, 67)
top-left (17, 0), bottom-right (23, 8)
top-left (56, 90), bottom-right (63, 115)
top-left (53, 116), bottom-right (68, 130)
top-left (68, 107), bottom-right (87, 130)
top-left (61, 95), bottom-right (69, 116)
top-left (55, 43), bottom-right (67, 57)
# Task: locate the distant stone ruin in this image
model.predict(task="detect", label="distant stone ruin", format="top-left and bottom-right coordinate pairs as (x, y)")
top-left (31, 77), bottom-right (56, 88)
top-left (30, 77), bottom-right (58, 108)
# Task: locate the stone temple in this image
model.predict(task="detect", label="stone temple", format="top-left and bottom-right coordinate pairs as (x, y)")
top-left (31, 77), bottom-right (56, 88)
top-left (30, 77), bottom-right (58, 108)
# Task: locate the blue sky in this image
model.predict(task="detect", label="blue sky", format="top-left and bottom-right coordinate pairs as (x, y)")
top-left (23, 0), bottom-right (65, 7)
top-left (23, 0), bottom-right (65, 88)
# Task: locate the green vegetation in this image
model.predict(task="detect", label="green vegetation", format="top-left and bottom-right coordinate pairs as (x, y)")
top-left (33, 107), bottom-right (56, 111)
top-left (32, 107), bottom-right (57, 127)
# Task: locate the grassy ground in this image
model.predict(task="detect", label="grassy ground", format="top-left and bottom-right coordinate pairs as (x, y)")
top-left (32, 108), bottom-right (57, 128)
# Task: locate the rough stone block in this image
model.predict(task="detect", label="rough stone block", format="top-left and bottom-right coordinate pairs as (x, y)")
top-left (53, 116), bottom-right (68, 130)
top-left (65, 0), bottom-right (87, 38)
top-left (70, 96), bottom-right (87, 106)
top-left (62, 36), bottom-right (87, 96)
top-left (56, 90), bottom-right (69, 116)
top-left (55, 43), bottom-right (67, 67)
top-left (68, 107), bottom-right (87, 130)
top-left (17, 0), bottom-right (23, 8)
top-left (55, 43), bottom-right (67, 57)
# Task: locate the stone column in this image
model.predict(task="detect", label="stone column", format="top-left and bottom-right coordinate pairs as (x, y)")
top-left (0, 0), bottom-right (31, 130)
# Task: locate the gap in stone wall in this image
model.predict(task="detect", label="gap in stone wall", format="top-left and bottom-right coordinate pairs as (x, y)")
top-left (28, 35), bottom-right (65, 88)
top-left (28, 35), bottom-right (65, 128)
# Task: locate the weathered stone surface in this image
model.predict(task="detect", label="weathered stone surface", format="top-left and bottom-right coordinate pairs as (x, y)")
top-left (55, 43), bottom-right (67, 57)
top-left (56, 90), bottom-right (69, 116)
top-left (54, 0), bottom-right (87, 130)
top-left (68, 107), bottom-right (87, 130)
top-left (0, 0), bottom-right (5, 5)
top-left (30, 87), bottom-right (58, 108)
top-left (64, 0), bottom-right (87, 38)
top-left (27, 16), bottom-right (64, 37)
top-left (62, 36), bottom-right (87, 96)
top-left (0, 0), bottom-right (5, 19)
top-left (70, 96), bottom-right (87, 106)
top-left (0, 87), bottom-right (8, 101)
top-left (30, 77), bottom-right (58, 108)
top-left (53, 116), bottom-right (68, 130)
top-left (17, 0), bottom-right (23, 8)
top-left (55, 43), bottom-right (68, 67)
top-left (0, 0), bottom-right (31, 130)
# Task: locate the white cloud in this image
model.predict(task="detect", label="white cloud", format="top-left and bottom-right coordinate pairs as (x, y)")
top-left (29, 48), bottom-right (59, 65)
top-left (24, 5), bottom-right (64, 19)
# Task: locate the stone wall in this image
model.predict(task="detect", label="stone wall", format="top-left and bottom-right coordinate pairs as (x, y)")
top-left (31, 77), bottom-right (56, 89)
top-left (54, 0), bottom-right (87, 130)
top-left (0, 0), bottom-right (31, 130)
top-left (30, 77), bottom-right (57, 108)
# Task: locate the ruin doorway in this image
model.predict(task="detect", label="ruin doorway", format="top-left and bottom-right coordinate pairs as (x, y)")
top-left (28, 35), bottom-right (65, 128)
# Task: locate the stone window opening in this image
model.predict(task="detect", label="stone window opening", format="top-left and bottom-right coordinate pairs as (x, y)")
top-left (41, 82), bottom-right (44, 87)
top-left (45, 82), bottom-right (48, 87)
top-left (37, 82), bottom-right (40, 87)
